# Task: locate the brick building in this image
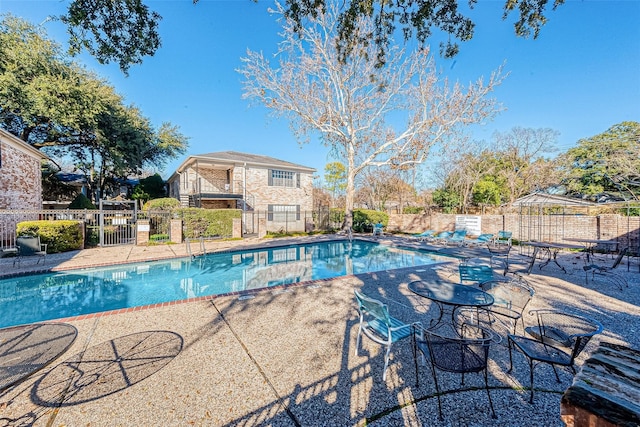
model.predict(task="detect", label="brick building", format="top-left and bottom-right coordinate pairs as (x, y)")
top-left (0, 128), bottom-right (48, 210)
top-left (167, 151), bottom-right (315, 232)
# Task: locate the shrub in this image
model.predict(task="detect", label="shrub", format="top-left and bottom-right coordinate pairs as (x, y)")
top-left (149, 233), bottom-right (170, 242)
top-left (68, 193), bottom-right (96, 209)
top-left (352, 209), bottom-right (388, 233)
top-left (16, 220), bottom-right (84, 253)
top-left (176, 208), bottom-right (241, 239)
top-left (143, 197), bottom-right (180, 211)
top-left (403, 206), bottom-right (425, 214)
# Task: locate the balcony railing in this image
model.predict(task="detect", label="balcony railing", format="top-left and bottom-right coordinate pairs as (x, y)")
top-left (189, 179), bottom-right (244, 195)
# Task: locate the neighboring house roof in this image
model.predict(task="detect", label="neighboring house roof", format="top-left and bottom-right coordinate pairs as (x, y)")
top-left (0, 128), bottom-right (49, 160)
top-left (172, 151), bottom-right (316, 176)
top-left (512, 192), bottom-right (597, 207)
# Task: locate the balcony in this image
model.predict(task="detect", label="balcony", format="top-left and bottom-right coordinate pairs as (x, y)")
top-left (189, 179), bottom-right (244, 199)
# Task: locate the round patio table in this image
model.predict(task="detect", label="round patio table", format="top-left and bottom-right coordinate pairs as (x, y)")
top-left (408, 279), bottom-right (494, 327)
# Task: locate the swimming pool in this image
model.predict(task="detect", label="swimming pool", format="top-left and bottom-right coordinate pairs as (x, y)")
top-left (0, 240), bottom-right (447, 328)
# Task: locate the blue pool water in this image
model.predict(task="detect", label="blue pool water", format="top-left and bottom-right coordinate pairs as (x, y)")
top-left (0, 240), bottom-right (446, 328)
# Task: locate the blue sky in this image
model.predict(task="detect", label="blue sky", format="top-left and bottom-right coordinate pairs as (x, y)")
top-left (2, 0), bottom-right (639, 185)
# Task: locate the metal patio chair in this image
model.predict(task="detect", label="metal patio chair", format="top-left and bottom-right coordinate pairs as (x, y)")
top-left (13, 236), bottom-right (47, 267)
top-left (459, 263), bottom-right (495, 286)
top-left (582, 247), bottom-right (629, 289)
top-left (478, 278), bottom-right (535, 337)
top-left (413, 322), bottom-right (497, 420)
top-left (354, 289), bottom-right (414, 381)
top-left (493, 231), bottom-right (512, 246)
top-left (507, 309), bottom-right (603, 403)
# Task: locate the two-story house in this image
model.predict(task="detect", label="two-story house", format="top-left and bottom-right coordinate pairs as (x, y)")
top-left (167, 151), bottom-right (315, 233)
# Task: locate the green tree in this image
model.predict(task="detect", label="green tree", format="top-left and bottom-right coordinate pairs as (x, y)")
top-left (437, 127), bottom-right (560, 209)
top-left (52, 0), bottom-right (563, 72)
top-left (559, 121), bottom-right (640, 200)
top-left (472, 177), bottom-right (502, 207)
top-left (240, 4), bottom-right (502, 229)
top-left (432, 188), bottom-right (462, 214)
top-left (324, 162), bottom-right (347, 204)
top-left (132, 173), bottom-right (166, 204)
top-left (0, 16), bottom-right (188, 202)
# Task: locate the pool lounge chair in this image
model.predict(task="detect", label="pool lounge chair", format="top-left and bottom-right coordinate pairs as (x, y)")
top-left (412, 230), bottom-right (435, 242)
top-left (372, 223), bottom-right (384, 237)
top-left (443, 229), bottom-right (467, 246)
top-left (432, 231), bottom-right (453, 244)
top-left (493, 231), bottom-right (512, 246)
top-left (465, 233), bottom-right (494, 247)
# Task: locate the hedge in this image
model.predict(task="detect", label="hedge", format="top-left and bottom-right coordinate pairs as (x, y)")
top-left (176, 208), bottom-right (241, 239)
top-left (352, 209), bottom-right (388, 233)
top-left (329, 208), bottom-right (389, 233)
top-left (16, 220), bottom-right (84, 253)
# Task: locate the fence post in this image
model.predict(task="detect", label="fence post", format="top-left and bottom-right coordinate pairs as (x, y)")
top-left (137, 219), bottom-right (150, 245)
top-left (258, 216), bottom-right (267, 238)
top-left (170, 219), bottom-right (183, 243)
top-left (232, 218), bottom-right (242, 238)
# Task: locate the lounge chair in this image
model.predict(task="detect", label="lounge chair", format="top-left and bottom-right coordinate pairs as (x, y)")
top-left (372, 223), bottom-right (384, 237)
top-left (432, 231), bottom-right (453, 244)
top-left (443, 229), bottom-right (467, 246)
top-left (465, 233), bottom-right (494, 247)
top-left (412, 230), bottom-right (435, 242)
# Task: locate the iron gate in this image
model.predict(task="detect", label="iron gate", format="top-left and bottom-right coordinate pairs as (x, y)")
top-left (98, 200), bottom-right (137, 246)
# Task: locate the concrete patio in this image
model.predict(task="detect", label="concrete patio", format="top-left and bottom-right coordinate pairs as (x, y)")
top-left (0, 235), bottom-right (638, 426)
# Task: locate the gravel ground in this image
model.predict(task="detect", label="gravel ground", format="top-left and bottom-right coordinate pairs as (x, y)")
top-left (0, 236), bottom-right (637, 426)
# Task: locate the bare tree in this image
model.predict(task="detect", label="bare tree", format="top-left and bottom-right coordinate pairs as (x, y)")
top-left (491, 127), bottom-right (559, 203)
top-left (239, 3), bottom-right (504, 229)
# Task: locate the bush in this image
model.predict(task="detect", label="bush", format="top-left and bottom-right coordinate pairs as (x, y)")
top-left (143, 197), bottom-right (180, 211)
top-left (16, 220), bottom-right (84, 253)
top-left (149, 233), bottom-right (170, 242)
top-left (68, 193), bottom-right (96, 209)
top-left (352, 209), bottom-right (388, 233)
top-left (176, 208), bottom-right (241, 239)
top-left (403, 206), bottom-right (425, 214)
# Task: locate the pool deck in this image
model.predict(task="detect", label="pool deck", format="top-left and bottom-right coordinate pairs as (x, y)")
top-left (0, 235), bottom-right (638, 426)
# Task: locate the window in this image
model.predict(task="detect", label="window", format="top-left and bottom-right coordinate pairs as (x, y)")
top-left (268, 169), bottom-right (299, 188)
top-left (267, 204), bottom-right (300, 221)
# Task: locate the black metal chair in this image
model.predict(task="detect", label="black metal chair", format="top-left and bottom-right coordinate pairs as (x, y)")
top-left (413, 322), bottom-right (497, 420)
top-left (13, 236), bottom-right (47, 267)
top-left (507, 309), bottom-right (603, 403)
top-left (478, 278), bottom-right (535, 337)
top-left (582, 247), bottom-right (629, 289)
top-left (487, 243), bottom-right (511, 275)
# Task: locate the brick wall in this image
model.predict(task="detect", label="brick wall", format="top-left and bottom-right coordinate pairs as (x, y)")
top-left (0, 132), bottom-right (43, 210)
top-left (244, 167), bottom-right (313, 212)
top-left (389, 213), bottom-right (639, 251)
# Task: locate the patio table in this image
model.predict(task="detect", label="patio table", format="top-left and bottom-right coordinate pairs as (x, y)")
top-left (562, 238), bottom-right (618, 262)
top-left (524, 241), bottom-right (584, 274)
top-left (408, 279), bottom-right (494, 327)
